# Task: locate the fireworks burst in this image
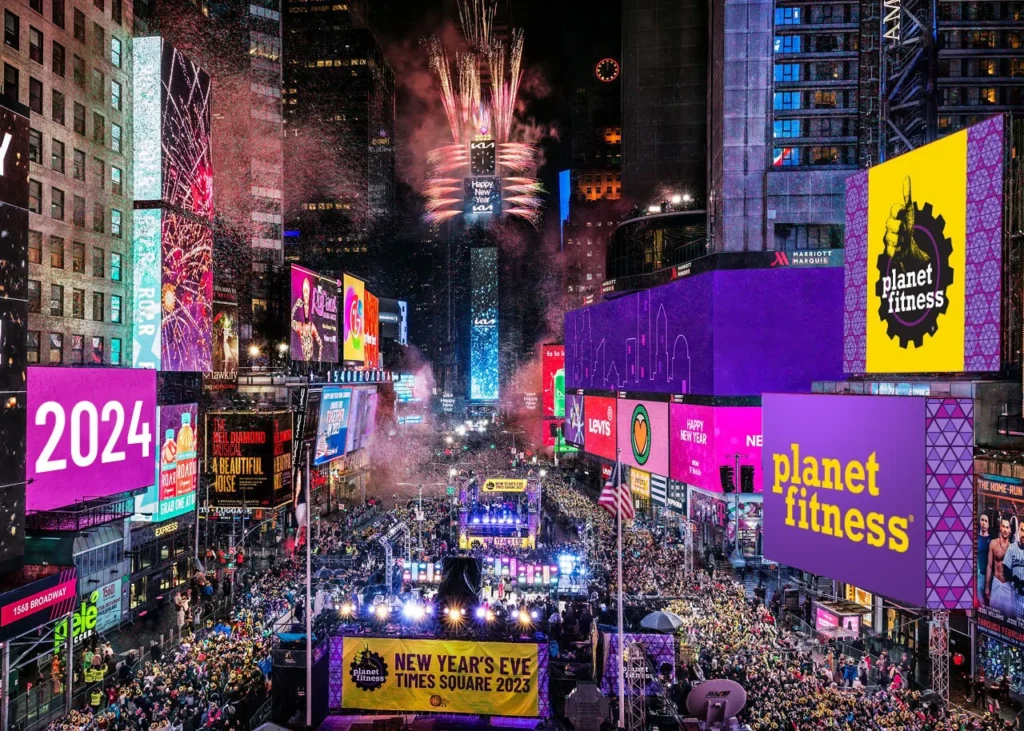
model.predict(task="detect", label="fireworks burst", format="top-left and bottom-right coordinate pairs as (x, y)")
top-left (421, 12), bottom-right (543, 226)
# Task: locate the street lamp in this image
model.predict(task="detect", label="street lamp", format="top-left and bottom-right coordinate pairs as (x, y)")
top-left (671, 194), bottom-right (682, 205)
top-left (248, 345), bottom-right (261, 357)
top-left (682, 193), bottom-right (693, 203)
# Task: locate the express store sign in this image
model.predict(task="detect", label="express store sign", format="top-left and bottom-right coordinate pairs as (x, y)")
top-left (583, 395), bottom-right (616, 460)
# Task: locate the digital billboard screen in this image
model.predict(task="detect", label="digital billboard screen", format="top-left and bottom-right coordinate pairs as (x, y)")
top-left (564, 393), bottom-right (585, 448)
top-left (470, 248), bottom-right (499, 401)
top-left (364, 292), bottom-right (380, 369)
top-left (208, 287), bottom-right (239, 389)
top-left (977, 477), bottom-right (1024, 639)
top-left (343, 274), bottom-right (366, 363)
top-left (763, 394), bottom-right (974, 609)
top-left (345, 387), bottom-right (378, 453)
top-left (583, 395), bottom-right (616, 461)
top-left (844, 115), bottom-right (1004, 373)
top-left (206, 411), bottom-right (292, 508)
top-left (161, 211), bottom-right (212, 371)
top-left (378, 297), bottom-right (402, 341)
top-left (470, 140), bottom-right (497, 175)
top-left (617, 398), bottom-right (669, 477)
top-left (27, 368), bottom-right (157, 512)
top-left (541, 345), bottom-right (565, 419)
top-left (135, 404), bottom-right (198, 521)
top-left (464, 177), bottom-right (502, 215)
top-left (565, 266), bottom-right (843, 397)
top-left (314, 387), bottom-right (351, 466)
top-left (290, 265), bottom-right (339, 363)
top-left (669, 404), bottom-right (762, 493)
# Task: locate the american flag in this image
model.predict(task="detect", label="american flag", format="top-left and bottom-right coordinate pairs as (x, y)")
top-left (598, 462), bottom-right (634, 520)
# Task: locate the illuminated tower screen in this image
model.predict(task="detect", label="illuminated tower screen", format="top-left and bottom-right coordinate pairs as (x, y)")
top-left (470, 247), bottom-right (499, 401)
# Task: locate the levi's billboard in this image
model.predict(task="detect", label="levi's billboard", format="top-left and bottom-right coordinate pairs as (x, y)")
top-left (763, 394), bottom-right (975, 609)
top-left (27, 368), bottom-right (157, 511)
top-left (617, 398), bottom-right (668, 477)
top-left (844, 115), bottom-right (1004, 374)
top-left (669, 404), bottom-right (762, 493)
top-left (582, 395), bottom-right (615, 460)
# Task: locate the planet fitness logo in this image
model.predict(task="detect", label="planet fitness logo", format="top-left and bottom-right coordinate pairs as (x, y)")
top-left (350, 645), bottom-right (388, 692)
top-left (630, 404), bottom-right (651, 466)
top-left (874, 175), bottom-right (953, 349)
top-left (345, 287), bottom-right (364, 350)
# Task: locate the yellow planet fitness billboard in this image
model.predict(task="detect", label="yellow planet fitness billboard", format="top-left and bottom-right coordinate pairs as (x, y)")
top-left (843, 115), bottom-right (1004, 373)
top-left (343, 274), bottom-right (365, 363)
top-left (341, 638), bottom-right (540, 716)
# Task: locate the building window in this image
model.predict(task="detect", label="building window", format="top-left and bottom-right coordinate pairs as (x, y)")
top-left (110, 123), bottom-right (121, 153)
top-left (774, 223), bottom-right (843, 251)
top-left (92, 292), bottom-right (104, 322)
top-left (110, 338), bottom-right (121, 365)
top-left (72, 288), bottom-right (84, 318)
top-left (4, 11), bottom-right (19, 50)
top-left (26, 332), bottom-right (40, 364)
top-left (111, 166), bottom-right (122, 196)
top-left (92, 247), bottom-right (104, 277)
top-left (111, 79), bottom-right (121, 110)
top-left (774, 91), bottom-right (801, 111)
top-left (73, 55), bottom-right (85, 88)
top-left (50, 187), bottom-right (64, 220)
top-left (52, 89), bottom-right (65, 124)
top-left (773, 147), bottom-right (798, 167)
top-left (49, 235), bottom-right (64, 268)
top-left (813, 91), bottom-right (837, 108)
top-left (73, 102), bottom-right (85, 135)
top-left (49, 333), bottom-right (63, 364)
top-left (29, 26), bottom-right (42, 63)
top-left (92, 202), bottom-right (104, 233)
top-left (2, 63), bottom-right (18, 104)
top-left (774, 35), bottom-right (801, 54)
top-left (51, 139), bottom-right (65, 173)
top-left (774, 63), bottom-right (801, 83)
top-left (28, 128), bottom-right (41, 163)
top-left (775, 7), bottom-right (801, 25)
top-left (73, 194), bottom-right (85, 227)
top-left (28, 230), bottom-right (42, 264)
top-left (810, 146), bottom-right (840, 165)
top-left (92, 23), bottom-right (104, 55)
top-left (91, 336), bottom-right (103, 364)
top-left (73, 149), bottom-right (85, 180)
top-left (50, 284), bottom-right (64, 316)
top-left (110, 37), bottom-right (122, 68)
top-left (27, 280), bottom-right (41, 313)
top-left (28, 77), bottom-right (42, 113)
top-left (111, 252), bottom-right (121, 281)
top-left (52, 41), bottom-right (65, 77)
top-left (91, 68), bottom-right (104, 101)
top-left (73, 9), bottom-right (84, 42)
top-left (92, 112), bottom-right (104, 144)
top-left (28, 179), bottom-right (41, 213)
top-left (111, 209), bottom-right (121, 238)
top-left (111, 0), bottom-right (121, 25)
top-left (92, 157), bottom-right (104, 189)
top-left (773, 119), bottom-right (800, 139)
top-left (53, 0), bottom-right (64, 28)
top-left (70, 334), bottom-right (83, 363)
top-left (72, 241), bottom-right (85, 272)
top-left (111, 294), bottom-right (121, 323)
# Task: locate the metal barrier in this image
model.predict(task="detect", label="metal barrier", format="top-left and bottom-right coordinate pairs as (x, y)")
top-left (249, 697), bottom-right (272, 730)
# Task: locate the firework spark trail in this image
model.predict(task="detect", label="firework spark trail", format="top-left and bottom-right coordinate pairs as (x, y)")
top-left (457, 0), bottom-right (496, 51)
top-left (425, 209), bottom-right (463, 225)
top-left (504, 207), bottom-right (543, 224)
top-left (425, 37), bottom-right (462, 143)
top-left (424, 197), bottom-right (462, 211)
top-left (503, 195), bottom-right (544, 208)
top-left (457, 53), bottom-right (483, 131)
top-left (502, 181), bottom-right (544, 194)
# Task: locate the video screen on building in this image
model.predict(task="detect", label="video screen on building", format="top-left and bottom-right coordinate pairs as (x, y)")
top-left (290, 265), bottom-right (339, 363)
top-left (470, 248), bottom-right (499, 401)
top-left (977, 477), bottom-right (1024, 638)
top-left (135, 403), bottom-right (198, 521)
top-left (364, 292), bottom-right (379, 369)
top-left (541, 344), bottom-right (565, 419)
top-left (343, 274), bottom-right (366, 363)
top-left (314, 387), bottom-right (352, 466)
top-left (205, 411), bottom-right (292, 508)
top-left (465, 177), bottom-right (502, 216)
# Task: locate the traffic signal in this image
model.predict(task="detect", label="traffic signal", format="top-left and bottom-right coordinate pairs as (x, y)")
top-left (719, 465), bottom-right (735, 494)
top-left (740, 465), bottom-right (755, 493)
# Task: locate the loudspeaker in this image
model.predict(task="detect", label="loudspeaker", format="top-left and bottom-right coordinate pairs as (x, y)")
top-left (719, 466), bottom-right (735, 494)
top-left (740, 465), bottom-right (755, 493)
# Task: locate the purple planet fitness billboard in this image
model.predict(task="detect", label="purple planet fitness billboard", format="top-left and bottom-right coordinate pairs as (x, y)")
top-left (564, 266), bottom-right (843, 397)
top-left (763, 394), bottom-right (974, 609)
top-left (290, 265), bottom-right (339, 363)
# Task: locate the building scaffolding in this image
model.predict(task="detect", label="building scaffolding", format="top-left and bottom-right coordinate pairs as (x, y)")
top-left (930, 610), bottom-right (950, 710)
top-left (624, 641), bottom-right (647, 731)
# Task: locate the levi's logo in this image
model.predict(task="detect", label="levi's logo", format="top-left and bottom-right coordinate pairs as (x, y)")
top-left (588, 418), bottom-right (610, 436)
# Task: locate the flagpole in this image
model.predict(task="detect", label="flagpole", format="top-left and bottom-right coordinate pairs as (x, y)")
top-left (616, 449), bottom-right (625, 729)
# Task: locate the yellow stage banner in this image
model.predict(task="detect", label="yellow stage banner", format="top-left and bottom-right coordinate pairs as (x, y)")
top-left (341, 638), bottom-right (540, 716)
top-left (481, 478), bottom-right (527, 492)
top-left (630, 468), bottom-right (650, 498)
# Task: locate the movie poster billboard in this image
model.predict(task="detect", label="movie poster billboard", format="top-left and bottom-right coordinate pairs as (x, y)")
top-left (763, 394), bottom-right (974, 609)
top-left (844, 115), bottom-right (1004, 373)
top-left (541, 345), bottom-right (565, 419)
top-left (205, 411), bottom-right (292, 508)
top-left (583, 395), bottom-right (616, 460)
top-left (207, 286), bottom-right (239, 389)
top-left (315, 387), bottom-right (351, 466)
top-left (364, 292), bottom-right (380, 369)
top-left (617, 398), bottom-right (669, 477)
top-left (290, 265), bottom-right (339, 363)
top-left (565, 394), bottom-right (585, 448)
top-left (669, 404), bottom-right (763, 493)
top-left (338, 638), bottom-right (540, 716)
top-left (27, 368), bottom-right (157, 511)
top-left (135, 404), bottom-right (198, 521)
top-left (976, 477), bottom-right (1024, 640)
top-left (342, 274), bottom-right (366, 363)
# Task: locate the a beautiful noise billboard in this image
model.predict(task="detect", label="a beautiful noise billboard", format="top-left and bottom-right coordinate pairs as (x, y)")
top-left (844, 115), bottom-right (1004, 373)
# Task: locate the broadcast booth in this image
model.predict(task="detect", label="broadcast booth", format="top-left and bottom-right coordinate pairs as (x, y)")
top-left (458, 476), bottom-right (541, 550)
top-left (811, 600), bottom-right (869, 640)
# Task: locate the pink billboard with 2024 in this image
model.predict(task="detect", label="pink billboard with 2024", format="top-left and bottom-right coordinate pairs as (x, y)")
top-left (27, 367), bottom-right (158, 511)
top-left (669, 404), bottom-right (763, 493)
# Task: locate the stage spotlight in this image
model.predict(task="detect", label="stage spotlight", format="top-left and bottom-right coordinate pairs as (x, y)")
top-left (485, 610), bottom-right (495, 623)
top-left (530, 610), bottom-right (538, 620)
top-left (476, 607), bottom-right (487, 619)
top-left (339, 603), bottom-right (355, 618)
top-left (443, 607), bottom-right (451, 616)
top-left (374, 605), bottom-right (390, 621)
top-left (425, 604), bottom-right (434, 615)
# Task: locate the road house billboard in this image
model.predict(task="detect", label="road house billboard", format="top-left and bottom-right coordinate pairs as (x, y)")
top-left (763, 394), bottom-right (974, 609)
top-left (844, 115), bottom-right (1004, 373)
